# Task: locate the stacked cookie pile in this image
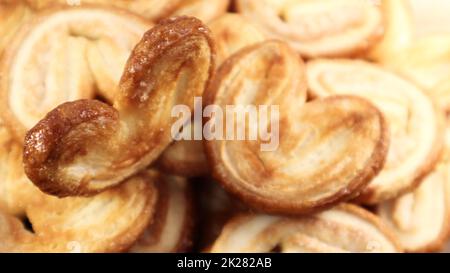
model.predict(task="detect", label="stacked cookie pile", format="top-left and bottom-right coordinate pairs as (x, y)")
top-left (0, 0), bottom-right (449, 253)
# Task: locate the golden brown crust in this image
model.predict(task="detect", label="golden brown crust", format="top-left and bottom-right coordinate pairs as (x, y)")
top-left (26, 0), bottom-right (229, 22)
top-left (210, 204), bottom-right (402, 253)
top-left (307, 59), bottom-right (445, 204)
top-left (204, 40), bottom-right (388, 215)
top-left (377, 119), bottom-right (450, 252)
top-left (0, 171), bottom-right (157, 253)
top-left (235, 0), bottom-right (384, 58)
top-left (129, 171), bottom-right (195, 253)
top-left (0, 5), bottom-right (152, 141)
top-left (23, 16), bottom-right (215, 197)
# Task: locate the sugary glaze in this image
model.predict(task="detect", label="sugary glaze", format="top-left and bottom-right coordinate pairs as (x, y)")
top-left (23, 16), bottom-right (215, 197)
top-left (26, 0), bottom-right (229, 22)
top-left (307, 59), bottom-right (444, 204)
top-left (236, 0), bottom-right (384, 58)
top-left (0, 172), bottom-right (157, 253)
top-left (130, 172), bottom-right (194, 252)
top-left (204, 40), bottom-right (388, 215)
top-left (0, 6), bottom-right (152, 140)
top-left (210, 204), bottom-right (401, 253)
top-left (377, 119), bottom-right (450, 252)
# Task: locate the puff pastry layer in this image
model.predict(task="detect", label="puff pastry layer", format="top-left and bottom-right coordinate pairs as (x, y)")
top-left (0, 6), bottom-right (151, 140)
top-left (236, 0), bottom-right (383, 58)
top-left (204, 40), bottom-right (388, 215)
top-left (23, 16), bottom-right (215, 197)
top-left (210, 204), bottom-right (401, 253)
top-left (307, 59), bottom-right (444, 204)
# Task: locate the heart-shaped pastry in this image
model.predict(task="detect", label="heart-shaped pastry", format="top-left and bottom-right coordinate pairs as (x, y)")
top-left (23, 16), bottom-right (215, 197)
top-left (377, 120), bottom-right (450, 252)
top-left (204, 40), bottom-right (388, 215)
top-left (0, 6), bottom-right (152, 141)
top-left (210, 204), bottom-right (402, 253)
top-left (130, 172), bottom-right (194, 253)
top-left (0, 171), bottom-right (157, 253)
top-left (307, 59), bottom-right (444, 204)
top-left (235, 0), bottom-right (384, 58)
top-left (26, 0), bottom-right (229, 23)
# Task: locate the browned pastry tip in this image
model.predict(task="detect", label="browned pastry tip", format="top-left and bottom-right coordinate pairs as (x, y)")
top-left (0, 171), bottom-right (157, 253)
top-left (210, 204), bottom-right (402, 253)
top-left (23, 16), bottom-right (215, 197)
top-left (307, 59), bottom-right (445, 204)
top-left (235, 0), bottom-right (384, 58)
top-left (130, 172), bottom-right (194, 253)
top-left (204, 40), bottom-right (388, 215)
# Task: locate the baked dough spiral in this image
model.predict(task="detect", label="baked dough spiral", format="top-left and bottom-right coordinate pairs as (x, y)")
top-left (204, 40), bottom-right (388, 215)
top-left (26, 0), bottom-right (229, 23)
top-left (157, 13), bottom-right (265, 177)
top-left (210, 204), bottom-right (402, 253)
top-left (307, 59), bottom-right (444, 204)
top-left (23, 16), bottom-right (215, 197)
top-left (235, 0), bottom-right (384, 58)
top-left (0, 6), bottom-right (152, 141)
top-left (0, 172), bottom-right (157, 253)
top-left (377, 120), bottom-right (450, 252)
top-left (130, 172), bottom-right (194, 253)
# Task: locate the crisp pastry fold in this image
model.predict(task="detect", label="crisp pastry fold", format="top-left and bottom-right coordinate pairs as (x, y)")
top-left (235, 0), bottom-right (383, 58)
top-left (0, 172), bottom-right (157, 253)
top-left (204, 40), bottom-right (388, 215)
top-left (307, 59), bottom-right (444, 204)
top-left (23, 16), bottom-right (215, 197)
top-left (377, 120), bottom-right (450, 252)
top-left (210, 204), bottom-right (402, 253)
top-left (130, 172), bottom-right (194, 253)
top-left (0, 6), bottom-right (152, 141)
top-left (157, 13), bottom-right (266, 177)
top-left (26, 0), bottom-right (229, 23)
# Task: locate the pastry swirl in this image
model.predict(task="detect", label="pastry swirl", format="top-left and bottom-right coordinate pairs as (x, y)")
top-left (307, 59), bottom-right (444, 204)
top-left (0, 6), bottom-right (152, 141)
top-left (377, 120), bottom-right (450, 252)
top-left (23, 16), bottom-right (215, 197)
top-left (0, 172), bottom-right (157, 253)
top-left (130, 172), bottom-right (194, 253)
top-left (204, 40), bottom-right (388, 215)
top-left (210, 204), bottom-right (401, 253)
top-left (235, 0), bottom-right (384, 58)
top-left (26, 0), bottom-right (229, 23)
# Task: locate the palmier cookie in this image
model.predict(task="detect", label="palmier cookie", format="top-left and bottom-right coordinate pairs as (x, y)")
top-left (0, 6), bottom-right (152, 141)
top-left (0, 172), bottom-right (157, 253)
top-left (307, 59), bottom-right (444, 204)
top-left (157, 13), bottom-right (265, 177)
top-left (235, 0), bottom-right (383, 58)
top-left (377, 119), bottom-right (450, 252)
top-left (23, 16), bottom-right (215, 197)
top-left (204, 40), bottom-right (388, 215)
top-left (130, 172), bottom-right (194, 253)
top-left (26, 0), bottom-right (229, 23)
top-left (210, 204), bottom-right (402, 253)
